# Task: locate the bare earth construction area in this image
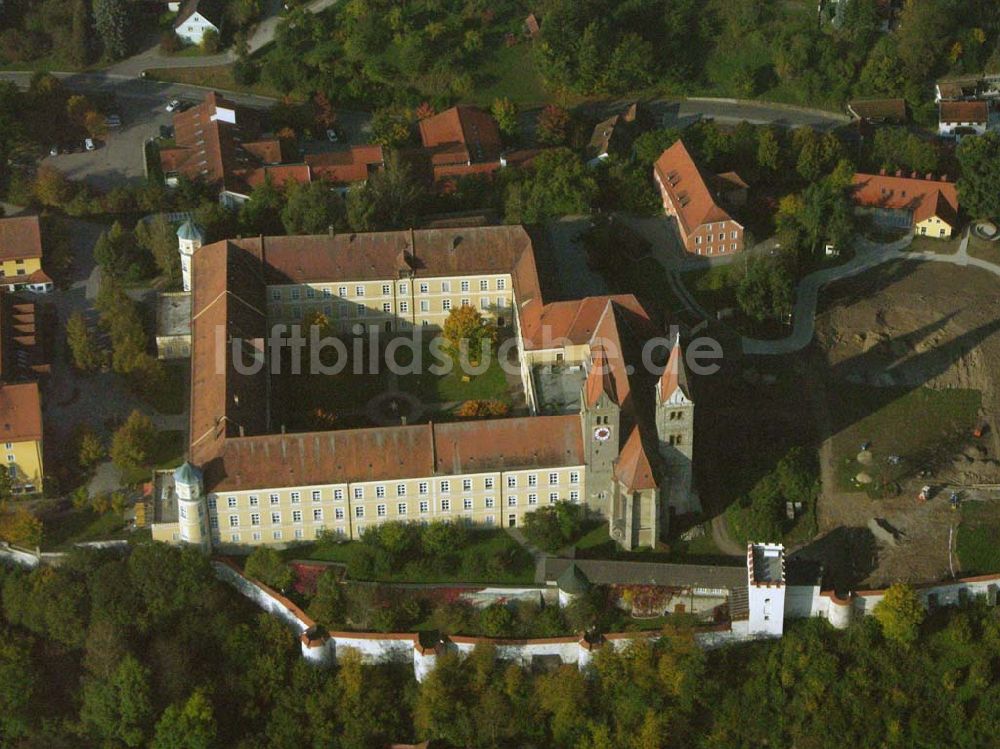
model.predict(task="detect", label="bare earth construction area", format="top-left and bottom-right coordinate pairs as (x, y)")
top-left (807, 261), bottom-right (1000, 588)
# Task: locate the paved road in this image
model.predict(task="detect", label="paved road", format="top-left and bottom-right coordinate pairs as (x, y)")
top-left (741, 228), bottom-right (1000, 356)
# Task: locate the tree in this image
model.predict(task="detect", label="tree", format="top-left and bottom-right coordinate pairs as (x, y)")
top-left (152, 689), bottom-right (217, 749)
top-left (66, 311), bottom-right (105, 371)
top-left (756, 128), bottom-right (781, 173)
top-left (442, 306), bottom-right (497, 364)
top-left (240, 177), bottom-right (287, 236)
top-left (873, 583), bottom-right (925, 646)
top-left (135, 215), bottom-right (181, 286)
top-left (244, 547), bottom-right (295, 591)
top-left (78, 428), bottom-right (106, 469)
top-left (523, 502), bottom-right (586, 552)
top-left (307, 569), bottom-right (345, 628)
top-left (737, 257), bottom-right (794, 324)
top-left (504, 148), bottom-right (598, 223)
top-left (370, 109), bottom-right (412, 148)
top-left (0, 634), bottom-right (34, 741)
top-left (94, 221), bottom-right (152, 280)
top-left (491, 97), bottom-right (518, 139)
top-left (200, 28), bottom-right (220, 54)
top-left (109, 410), bottom-right (155, 474)
top-left (346, 153), bottom-right (422, 231)
top-left (957, 131), bottom-right (1000, 219)
top-left (34, 164), bottom-right (74, 207)
top-left (81, 654), bottom-right (153, 747)
top-left (0, 507), bottom-right (42, 547)
top-left (93, 0), bottom-right (133, 60)
top-left (536, 105), bottom-right (572, 146)
top-left (84, 110), bottom-right (107, 139)
top-left (281, 180), bottom-right (346, 235)
top-left (479, 603), bottom-right (516, 637)
top-left (421, 520), bottom-right (468, 557)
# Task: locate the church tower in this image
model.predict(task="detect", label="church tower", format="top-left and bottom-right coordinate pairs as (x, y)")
top-left (580, 345), bottom-right (620, 515)
top-left (654, 335), bottom-right (698, 515)
top-left (177, 220), bottom-right (205, 293)
top-left (174, 461), bottom-right (211, 553)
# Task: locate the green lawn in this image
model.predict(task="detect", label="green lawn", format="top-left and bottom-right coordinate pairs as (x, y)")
top-left (144, 65), bottom-right (293, 100)
top-left (399, 345), bottom-right (512, 405)
top-left (908, 235), bottom-right (961, 255)
top-left (830, 386), bottom-right (982, 493)
top-left (683, 265), bottom-right (739, 313)
top-left (957, 501), bottom-right (1000, 575)
top-left (465, 43), bottom-right (549, 108)
top-left (42, 508), bottom-right (127, 551)
top-left (120, 429), bottom-right (187, 485)
top-left (142, 362), bottom-right (189, 415)
top-left (967, 235), bottom-right (1000, 266)
top-left (575, 521), bottom-right (740, 565)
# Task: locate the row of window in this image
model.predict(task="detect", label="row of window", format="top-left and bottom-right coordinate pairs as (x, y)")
top-left (281, 296), bottom-right (508, 320)
top-left (695, 231), bottom-right (739, 244)
top-left (270, 278), bottom-right (508, 302)
top-left (207, 471), bottom-right (582, 509)
top-left (695, 244), bottom-right (739, 255)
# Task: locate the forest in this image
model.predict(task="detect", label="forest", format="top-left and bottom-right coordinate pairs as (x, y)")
top-left (2, 543), bottom-right (1000, 748)
top-left (235, 0), bottom-right (1000, 114)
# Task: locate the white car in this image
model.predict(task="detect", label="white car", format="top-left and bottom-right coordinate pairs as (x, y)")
top-left (326, 128), bottom-right (339, 142)
top-left (84, 138), bottom-right (95, 151)
top-left (165, 99), bottom-right (181, 113)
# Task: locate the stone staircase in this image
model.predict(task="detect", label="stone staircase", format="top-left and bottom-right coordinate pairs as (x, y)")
top-left (728, 585), bottom-right (749, 621)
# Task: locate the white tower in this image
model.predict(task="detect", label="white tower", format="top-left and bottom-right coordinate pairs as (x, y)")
top-left (177, 220), bottom-right (205, 293)
top-left (174, 461), bottom-right (210, 552)
top-left (747, 542), bottom-right (786, 637)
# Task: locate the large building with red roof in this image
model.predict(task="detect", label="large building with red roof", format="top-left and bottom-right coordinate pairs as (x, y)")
top-left (152, 225), bottom-right (697, 552)
top-left (653, 140), bottom-right (746, 256)
top-left (849, 171), bottom-right (959, 238)
top-left (160, 92), bottom-right (384, 206)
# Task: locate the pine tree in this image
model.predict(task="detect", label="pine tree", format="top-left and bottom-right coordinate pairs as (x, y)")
top-left (66, 311), bottom-right (105, 372)
top-left (69, 0), bottom-right (91, 68)
top-left (93, 0), bottom-right (133, 61)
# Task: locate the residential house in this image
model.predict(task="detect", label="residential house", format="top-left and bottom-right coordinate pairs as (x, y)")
top-left (850, 171), bottom-right (959, 238)
top-left (524, 13), bottom-right (541, 39)
top-left (586, 103), bottom-right (651, 167)
top-left (938, 100), bottom-right (989, 138)
top-left (174, 0), bottom-right (221, 46)
top-left (0, 216), bottom-right (54, 294)
top-left (653, 140), bottom-right (746, 256)
top-left (0, 382), bottom-right (44, 494)
top-left (848, 98), bottom-right (907, 124)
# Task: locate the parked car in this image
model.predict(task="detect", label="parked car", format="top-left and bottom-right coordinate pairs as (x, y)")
top-left (106, 114), bottom-right (122, 129)
top-left (49, 145), bottom-right (59, 156)
top-left (84, 138), bottom-right (95, 151)
top-left (326, 128), bottom-right (339, 142)
top-left (165, 99), bottom-right (181, 112)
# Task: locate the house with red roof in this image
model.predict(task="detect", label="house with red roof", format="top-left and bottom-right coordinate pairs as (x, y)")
top-left (938, 99), bottom-right (990, 139)
top-left (653, 140), bottom-right (747, 256)
top-left (850, 171), bottom-right (959, 238)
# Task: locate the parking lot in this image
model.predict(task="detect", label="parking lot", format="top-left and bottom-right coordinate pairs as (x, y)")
top-left (41, 94), bottom-right (176, 190)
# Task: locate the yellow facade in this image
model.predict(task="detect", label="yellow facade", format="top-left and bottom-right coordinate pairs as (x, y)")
top-left (266, 273), bottom-right (515, 333)
top-left (915, 216), bottom-right (953, 238)
top-left (4, 438), bottom-right (43, 493)
top-left (187, 464), bottom-right (586, 548)
top-left (0, 257), bottom-right (41, 281)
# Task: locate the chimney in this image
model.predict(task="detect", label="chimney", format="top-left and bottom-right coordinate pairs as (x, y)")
top-left (879, 168), bottom-right (886, 176)
top-left (941, 174), bottom-right (948, 182)
top-left (328, 224), bottom-right (335, 236)
top-left (895, 169), bottom-right (902, 177)
top-left (925, 173), bottom-right (933, 180)
top-left (911, 171), bottom-right (917, 179)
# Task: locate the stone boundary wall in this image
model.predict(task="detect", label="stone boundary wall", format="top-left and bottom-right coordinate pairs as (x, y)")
top-left (211, 559), bottom-right (755, 681)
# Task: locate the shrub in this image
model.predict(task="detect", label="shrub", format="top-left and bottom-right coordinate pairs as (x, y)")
top-left (159, 32), bottom-right (180, 54)
top-left (244, 547), bottom-right (294, 591)
top-left (522, 502), bottom-right (587, 553)
top-left (479, 603), bottom-right (516, 637)
top-left (200, 28), bottom-right (220, 54)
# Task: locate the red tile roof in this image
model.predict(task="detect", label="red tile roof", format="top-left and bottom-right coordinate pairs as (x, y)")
top-left (584, 345), bottom-right (617, 407)
top-left (850, 172), bottom-right (959, 227)
top-left (305, 145), bottom-right (385, 184)
top-left (0, 382), bottom-right (42, 443)
top-left (419, 107), bottom-right (502, 166)
top-left (0, 216), bottom-right (43, 262)
top-left (614, 427), bottom-right (657, 491)
top-left (848, 98), bottom-right (907, 121)
top-left (654, 140), bottom-right (739, 236)
top-left (939, 100), bottom-right (988, 124)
